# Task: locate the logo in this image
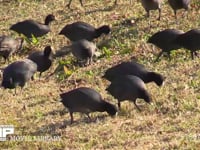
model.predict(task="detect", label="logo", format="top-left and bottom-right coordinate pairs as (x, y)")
top-left (0, 125), bottom-right (14, 141)
top-left (0, 125), bottom-right (61, 142)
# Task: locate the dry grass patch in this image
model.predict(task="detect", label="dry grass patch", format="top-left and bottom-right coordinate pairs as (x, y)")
top-left (0, 0), bottom-right (200, 149)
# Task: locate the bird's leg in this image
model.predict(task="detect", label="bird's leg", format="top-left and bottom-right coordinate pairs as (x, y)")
top-left (80, 0), bottom-right (83, 7)
top-left (154, 51), bottom-right (163, 62)
top-left (118, 101), bottom-right (121, 109)
top-left (191, 51), bottom-right (194, 60)
top-left (146, 10), bottom-right (152, 29)
top-left (114, 0), bottom-right (117, 5)
top-left (3, 55), bottom-right (9, 63)
top-left (39, 72), bottom-right (42, 80)
top-left (194, 51), bottom-right (198, 56)
top-left (146, 10), bottom-right (150, 18)
top-left (22, 103), bottom-right (27, 111)
top-left (85, 58), bottom-right (90, 66)
top-left (66, 0), bottom-right (72, 8)
top-left (133, 101), bottom-right (141, 111)
top-left (167, 52), bottom-right (171, 61)
top-left (157, 8), bottom-right (161, 20)
top-left (31, 75), bottom-right (34, 81)
top-left (174, 10), bottom-right (177, 20)
top-left (70, 112), bottom-right (74, 124)
top-left (174, 10), bottom-right (179, 25)
top-left (86, 113), bottom-right (92, 122)
top-left (4, 58), bottom-right (7, 64)
top-left (87, 57), bottom-right (93, 66)
top-left (183, 9), bottom-right (189, 19)
top-left (14, 88), bottom-right (17, 95)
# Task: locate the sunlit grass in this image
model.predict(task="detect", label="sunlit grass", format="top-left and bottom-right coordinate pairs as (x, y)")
top-left (0, 0), bottom-right (200, 149)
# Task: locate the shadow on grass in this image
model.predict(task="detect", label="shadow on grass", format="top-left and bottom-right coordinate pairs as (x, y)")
top-left (84, 5), bottom-right (116, 15)
top-left (30, 114), bottom-right (108, 136)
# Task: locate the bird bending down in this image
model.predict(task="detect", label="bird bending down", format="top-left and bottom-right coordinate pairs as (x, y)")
top-left (54, 39), bottom-right (96, 66)
top-left (59, 21), bottom-right (110, 42)
top-left (103, 61), bottom-right (164, 87)
top-left (28, 46), bottom-right (53, 78)
top-left (60, 87), bottom-right (117, 124)
top-left (106, 75), bottom-right (152, 111)
top-left (141, 0), bottom-right (163, 20)
top-left (147, 29), bottom-right (184, 61)
top-left (1, 59), bottom-right (37, 94)
top-left (10, 14), bottom-right (55, 39)
top-left (0, 35), bottom-right (24, 62)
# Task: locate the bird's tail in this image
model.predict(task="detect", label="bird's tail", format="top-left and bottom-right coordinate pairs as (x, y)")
top-left (53, 46), bottom-right (72, 58)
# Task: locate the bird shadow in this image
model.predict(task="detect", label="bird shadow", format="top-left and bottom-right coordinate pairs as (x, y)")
top-left (30, 121), bottom-right (63, 136)
top-left (97, 16), bottom-right (144, 50)
top-left (27, 99), bottom-right (46, 107)
top-left (57, 4), bottom-right (116, 22)
top-left (84, 5), bottom-right (116, 15)
top-left (30, 113), bottom-right (108, 136)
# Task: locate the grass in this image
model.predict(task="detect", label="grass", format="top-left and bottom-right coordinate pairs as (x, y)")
top-left (0, 0), bottom-right (200, 149)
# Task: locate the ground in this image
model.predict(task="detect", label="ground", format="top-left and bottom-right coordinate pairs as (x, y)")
top-left (0, 0), bottom-right (200, 149)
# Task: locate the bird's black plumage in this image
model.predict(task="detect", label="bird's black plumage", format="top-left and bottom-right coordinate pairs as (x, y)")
top-left (28, 46), bottom-right (53, 77)
top-left (0, 35), bottom-right (24, 62)
top-left (1, 59), bottom-right (37, 90)
top-left (168, 0), bottom-right (190, 19)
top-left (54, 39), bottom-right (96, 66)
top-left (10, 14), bottom-right (55, 38)
top-left (103, 61), bottom-right (164, 86)
top-left (147, 29), bottom-right (184, 61)
top-left (175, 29), bottom-right (200, 59)
top-left (106, 75), bottom-right (151, 111)
top-left (141, 0), bottom-right (163, 20)
top-left (59, 21), bottom-right (110, 42)
top-left (60, 87), bottom-right (117, 124)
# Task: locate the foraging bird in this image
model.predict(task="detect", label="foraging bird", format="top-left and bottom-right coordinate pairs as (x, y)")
top-left (28, 46), bottom-right (53, 78)
top-left (175, 29), bottom-right (200, 59)
top-left (59, 21), bottom-right (110, 42)
top-left (10, 14), bottom-right (55, 39)
top-left (103, 61), bottom-right (164, 87)
top-left (141, 0), bottom-right (163, 20)
top-left (168, 0), bottom-right (190, 19)
top-left (1, 59), bottom-right (37, 92)
top-left (147, 29), bottom-right (184, 61)
top-left (0, 35), bottom-right (24, 62)
top-left (54, 39), bottom-right (96, 66)
top-left (60, 87), bottom-right (117, 124)
top-left (106, 75), bottom-right (151, 111)
top-left (66, 0), bottom-right (83, 8)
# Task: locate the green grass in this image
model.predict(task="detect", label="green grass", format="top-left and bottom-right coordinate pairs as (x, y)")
top-left (0, 0), bottom-right (200, 149)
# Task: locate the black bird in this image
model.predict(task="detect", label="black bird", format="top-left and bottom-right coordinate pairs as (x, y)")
top-left (1, 59), bottom-right (37, 93)
top-left (60, 87), bottom-right (117, 124)
top-left (28, 46), bottom-right (53, 78)
top-left (59, 21), bottom-right (110, 42)
top-left (175, 29), bottom-right (200, 59)
top-left (106, 75), bottom-right (151, 111)
top-left (141, 0), bottom-right (163, 20)
top-left (0, 35), bottom-right (24, 62)
top-left (10, 14), bottom-right (55, 39)
top-left (147, 29), bottom-right (184, 61)
top-left (66, 0), bottom-right (83, 8)
top-left (103, 61), bottom-right (164, 86)
top-left (168, 0), bottom-right (190, 19)
top-left (54, 39), bottom-right (96, 66)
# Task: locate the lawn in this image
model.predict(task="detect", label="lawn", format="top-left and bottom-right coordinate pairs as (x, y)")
top-left (0, 0), bottom-right (200, 149)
